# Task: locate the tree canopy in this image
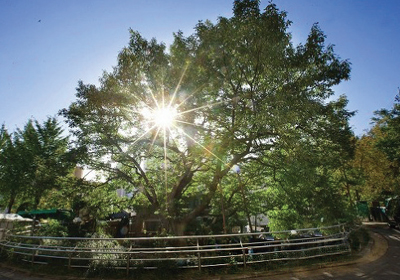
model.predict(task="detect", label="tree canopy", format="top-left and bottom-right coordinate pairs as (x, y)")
top-left (61, 0), bottom-right (354, 234)
top-left (341, 93), bottom-right (400, 204)
top-left (0, 118), bottom-right (74, 212)
top-left (356, 93), bottom-right (400, 200)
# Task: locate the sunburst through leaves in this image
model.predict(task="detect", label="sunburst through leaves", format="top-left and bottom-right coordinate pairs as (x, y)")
top-left (135, 77), bottom-right (228, 211)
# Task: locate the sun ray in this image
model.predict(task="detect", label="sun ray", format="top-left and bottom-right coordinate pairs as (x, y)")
top-left (172, 123), bottom-right (229, 167)
top-left (163, 126), bottom-right (169, 211)
top-left (167, 125), bottom-right (182, 150)
top-left (142, 83), bottom-right (162, 112)
top-left (147, 126), bottom-right (162, 155)
top-left (169, 63), bottom-right (189, 108)
top-left (161, 87), bottom-right (165, 110)
top-left (176, 100), bottom-right (226, 116)
top-left (175, 85), bottom-right (205, 110)
top-left (175, 119), bottom-right (207, 128)
top-left (125, 83), bottom-right (161, 113)
top-left (131, 123), bottom-right (158, 146)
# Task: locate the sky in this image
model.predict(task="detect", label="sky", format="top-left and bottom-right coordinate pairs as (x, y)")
top-left (1, 0), bottom-right (399, 137)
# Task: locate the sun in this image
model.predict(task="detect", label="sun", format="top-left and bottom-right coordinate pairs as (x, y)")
top-left (152, 106), bottom-right (177, 129)
top-left (141, 105), bottom-right (178, 129)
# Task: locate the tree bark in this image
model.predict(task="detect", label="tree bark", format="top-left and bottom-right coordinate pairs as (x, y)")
top-left (6, 195), bottom-right (15, 213)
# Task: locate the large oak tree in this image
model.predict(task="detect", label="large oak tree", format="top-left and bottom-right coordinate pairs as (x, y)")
top-left (61, 0), bottom-right (353, 234)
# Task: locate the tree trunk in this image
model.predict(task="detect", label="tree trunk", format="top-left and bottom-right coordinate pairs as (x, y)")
top-left (7, 195), bottom-right (16, 213)
top-left (238, 175), bottom-right (252, 232)
top-left (33, 195), bottom-right (40, 210)
top-left (169, 220), bottom-right (189, 246)
top-left (170, 220), bottom-right (187, 236)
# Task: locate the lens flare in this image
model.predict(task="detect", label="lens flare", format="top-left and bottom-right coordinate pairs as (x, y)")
top-left (153, 106), bottom-right (177, 129)
top-left (141, 105), bottom-right (177, 129)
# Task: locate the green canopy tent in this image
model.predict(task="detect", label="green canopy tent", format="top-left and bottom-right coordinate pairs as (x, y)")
top-left (17, 209), bottom-right (73, 221)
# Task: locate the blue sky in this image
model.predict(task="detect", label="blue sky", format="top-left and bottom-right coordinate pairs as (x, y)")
top-left (1, 0), bottom-right (399, 136)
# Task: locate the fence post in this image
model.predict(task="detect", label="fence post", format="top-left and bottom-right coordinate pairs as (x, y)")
top-left (31, 245), bottom-right (38, 264)
top-left (197, 238), bottom-right (201, 271)
top-left (240, 237), bottom-right (246, 268)
top-left (126, 248), bottom-right (131, 277)
top-left (68, 246), bottom-right (76, 270)
top-left (68, 253), bottom-right (72, 269)
top-left (13, 242), bottom-right (21, 259)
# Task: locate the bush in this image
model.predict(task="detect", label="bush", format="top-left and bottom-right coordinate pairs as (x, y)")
top-left (81, 232), bottom-right (126, 277)
top-left (36, 219), bottom-right (68, 237)
top-left (348, 227), bottom-right (369, 251)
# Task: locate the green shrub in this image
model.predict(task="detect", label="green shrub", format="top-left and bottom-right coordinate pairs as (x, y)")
top-left (37, 219), bottom-right (68, 237)
top-left (348, 227), bottom-right (369, 251)
top-left (80, 232), bottom-right (126, 277)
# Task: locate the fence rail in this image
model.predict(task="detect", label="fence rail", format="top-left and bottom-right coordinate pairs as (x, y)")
top-left (0, 224), bottom-right (351, 275)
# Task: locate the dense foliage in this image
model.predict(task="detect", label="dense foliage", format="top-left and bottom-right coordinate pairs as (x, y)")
top-left (60, 0), bottom-right (354, 234)
top-left (0, 118), bottom-right (74, 212)
top-left (348, 93), bottom-right (400, 202)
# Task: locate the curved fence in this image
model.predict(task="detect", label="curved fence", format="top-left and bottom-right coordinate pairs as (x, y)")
top-left (0, 224), bottom-right (350, 275)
